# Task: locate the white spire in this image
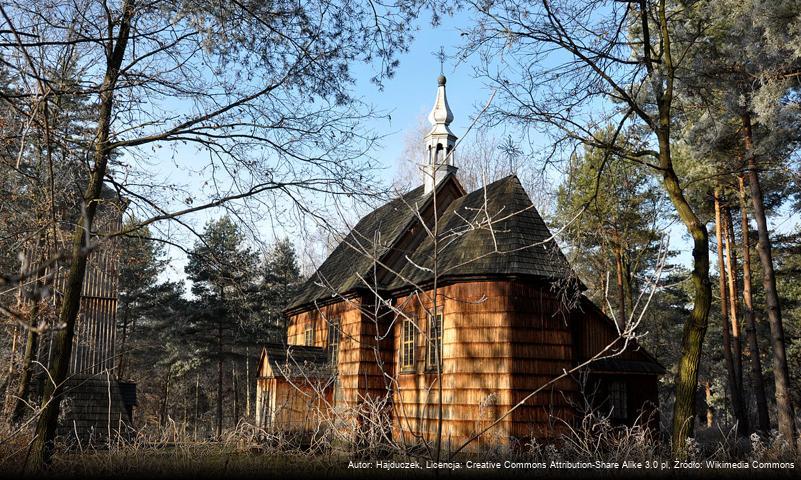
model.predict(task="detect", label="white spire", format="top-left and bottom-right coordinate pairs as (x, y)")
top-left (423, 75), bottom-right (458, 194)
top-left (427, 75), bottom-right (455, 136)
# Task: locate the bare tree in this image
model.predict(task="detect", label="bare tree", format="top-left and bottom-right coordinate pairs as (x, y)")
top-left (0, 0), bottom-right (425, 469)
top-left (460, 0), bottom-right (713, 453)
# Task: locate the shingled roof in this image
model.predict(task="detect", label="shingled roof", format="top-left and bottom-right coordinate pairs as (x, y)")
top-left (386, 175), bottom-right (572, 288)
top-left (287, 184), bottom-right (430, 310)
top-left (258, 344), bottom-right (333, 379)
top-left (589, 358), bottom-right (666, 375)
top-left (287, 174), bottom-right (575, 312)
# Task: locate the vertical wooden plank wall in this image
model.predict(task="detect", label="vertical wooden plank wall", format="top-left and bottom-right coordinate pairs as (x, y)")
top-left (284, 279), bottom-right (588, 449)
top-left (32, 207), bottom-right (122, 376)
top-left (70, 214), bottom-right (120, 375)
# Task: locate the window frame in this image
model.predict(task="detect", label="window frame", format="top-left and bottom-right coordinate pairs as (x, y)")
top-left (425, 311), bottom-right (443, 371)
top-left (304, 326), bottom-right (314, 346)
top-left (327, 317), bottom-right (340, 367)
top-left (400, 315), bottom-right (417, 372)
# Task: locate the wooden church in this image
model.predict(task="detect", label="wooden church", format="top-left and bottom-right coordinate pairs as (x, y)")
top-left (256, 75), bottom-right (664, 449)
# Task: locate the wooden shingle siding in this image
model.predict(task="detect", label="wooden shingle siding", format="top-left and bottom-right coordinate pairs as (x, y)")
top-left (275, 281), bottom-right (660, 450)
top-left (256, 377), bottom-right (331, 431)
top-left (387, 280), bottom-right (577, 448)
top-left (572, 296), bottom-right (662, 366)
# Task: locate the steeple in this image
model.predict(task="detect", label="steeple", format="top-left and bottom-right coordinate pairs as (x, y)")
top-left (423, 75), bottom-right (458, 193)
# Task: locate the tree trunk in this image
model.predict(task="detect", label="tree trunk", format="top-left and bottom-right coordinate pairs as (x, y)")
top-left (742, 112), bottom-right (796, 445)
top-left (217, 316), bottom-right (224, 439)
top-left (622, 255), bottom-right (634, 321)
top-left (737, 174), bottom-right (770, 434)
top-left (232, 363), bottom-right (239, 427)
top-left (4, 325), bottom-right (19, 411)
top-left (599, 271), bottom-right (608, 315)
top-left (245, 347), bottom-right (251, 418)
top-left (12, 250), bottom-right (42, 422)
top-left (723, 204), bottom-right (744, 393)
top-left (614, 245), bottom-right (627, 328)
top-left (714, 188), bottom-right (747, 435)
top-left (660, 132), bottom-right (712, 454)
top-left (161, 370), bottom-right (172, 427)
top-left (117, 304), bottom-right (130, 379)
top-left (26, 3), bottom-right (133, 469)
top-left (194, 374), bottom-right (200, 441)
top-left (642, 4), bottom-right (712, 450)
top-left (705, 381), bottom-right (714, 428)
top-left (11, 326), bottom-right (39, 423)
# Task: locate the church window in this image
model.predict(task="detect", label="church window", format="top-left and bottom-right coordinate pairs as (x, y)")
top-left (426, 312), bottom-right (443, 370)
top-left (327, 318), bottom-right (340, 366)
top-left (401, 316), bottom-right (416, 370)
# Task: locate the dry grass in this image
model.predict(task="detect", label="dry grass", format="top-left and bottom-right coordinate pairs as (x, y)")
top-left (0, 409), bottom-right (798, 478)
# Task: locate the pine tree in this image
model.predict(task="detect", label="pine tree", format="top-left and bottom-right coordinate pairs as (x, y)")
top-left (258, 238), bottom-right (302, 342)
top-left (677, 0), bottom-right (801, 443)
top-left (117, 222), bottom-right (168, 379)
top-left (554, 129), bottom-right (666, 327)
top-left (185, 216), bottom-right (257, 438)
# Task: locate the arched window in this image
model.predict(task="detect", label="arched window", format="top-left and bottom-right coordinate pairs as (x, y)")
top-left (435, 143), bottom-right (444, 163)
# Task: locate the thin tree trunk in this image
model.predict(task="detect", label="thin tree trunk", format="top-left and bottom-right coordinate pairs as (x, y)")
top-left (26, 3), bottom-right (134, 469)
top-left (4, 326), bottom-right (19, 412)
top-left (232, 362), bottom-right (239, 427)
top-left (614, 245), bottom-right (627, 328)
top-left (742, 112), bottom-right (796, 446)
top-left (161, 370), bottom-right (171, 427)
top-left (245, 347), bottom-right (251, 418)
top-left (599, 271), bottom-right (608, 315)
top-left (737, 174), bottom-right (770, 434)
top-left (622, 256), bottom-right (634, 322)
top-left (722, 200), bottom-right (748, 435)
top-left (11, 326), bottom-right (38, 423)
top-left (11, 246), bottom-right (42, 422)
top-left (117, 304), bottom-right (130, 379)
top-left (714, 188), bottom-right (747, 434)
top-left (8, 327), bottom-right (19, 381)
top-left (217, 316), bottom-right (224, 439)
top-left (182, 399), bottom-right (188, 435)
top-left (194, 373), bottom-right (199, 441)
top-left (705, 381), bottom-right (714, 428)
top-left (723, 204), bottom-right (744, 391)
top-left (5, 244), bottom-right (30, 411)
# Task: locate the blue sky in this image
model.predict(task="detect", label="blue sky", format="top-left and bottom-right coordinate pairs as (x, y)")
top-left (149, 11), bottom-right (799, 286)
top-left (152, 13), bottom-right (501, 281)
top-left (350, 14), bottom-right (490, 184)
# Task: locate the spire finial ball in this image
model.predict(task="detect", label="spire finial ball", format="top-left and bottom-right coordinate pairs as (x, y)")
top-left (438, 75), bottom-right (446, 86)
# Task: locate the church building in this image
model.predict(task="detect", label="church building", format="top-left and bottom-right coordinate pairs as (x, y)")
top-left (256, 76), bottom-right (664, 449)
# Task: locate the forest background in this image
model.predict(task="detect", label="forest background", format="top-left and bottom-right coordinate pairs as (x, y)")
top-left (0, 0), bottom-right (800, 471)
